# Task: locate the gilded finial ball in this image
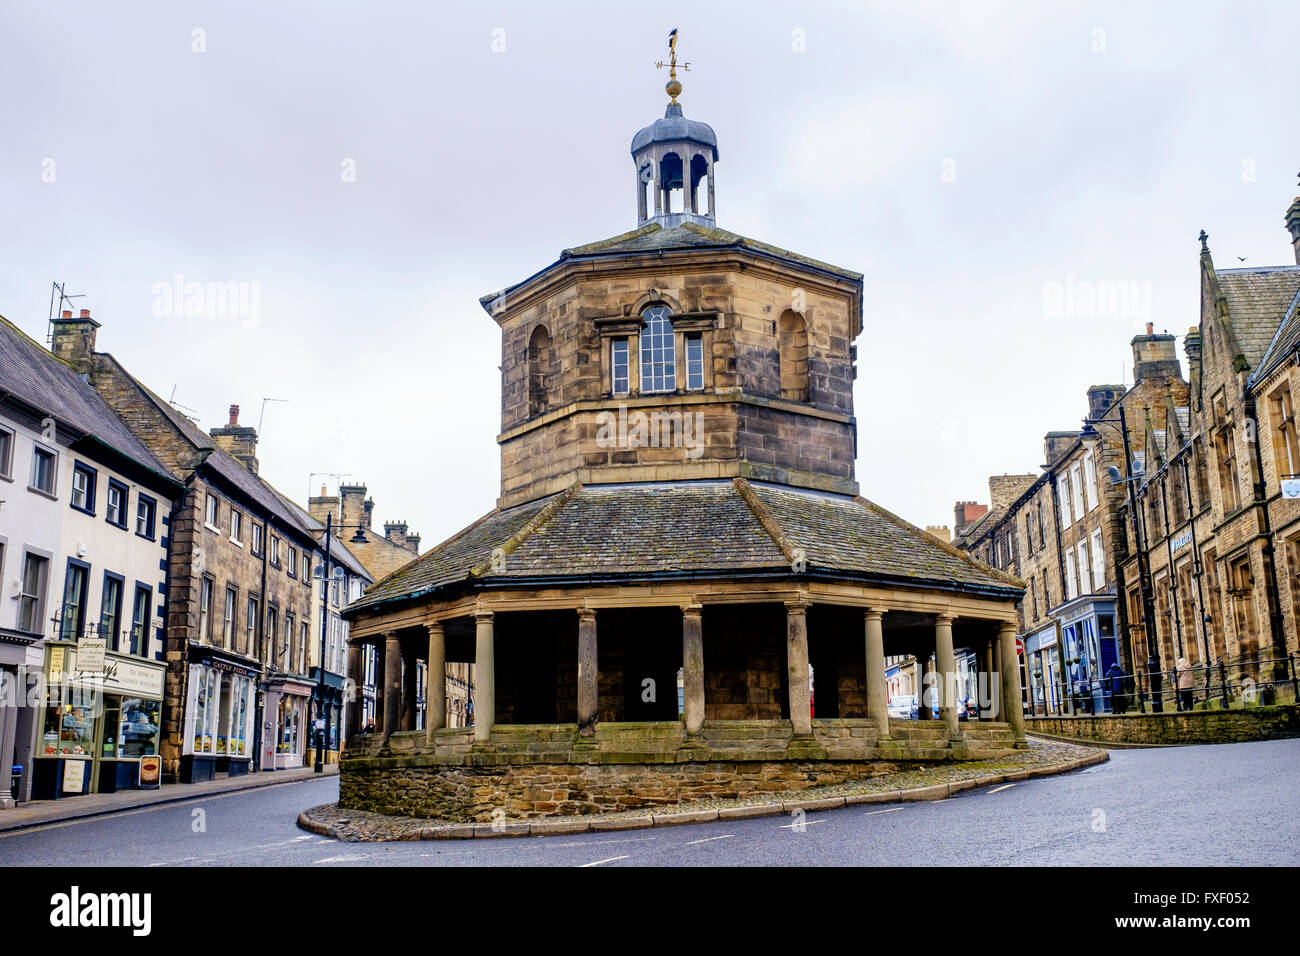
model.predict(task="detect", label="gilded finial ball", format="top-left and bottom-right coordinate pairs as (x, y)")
top-left (666, 77), bottom-right (682, 100)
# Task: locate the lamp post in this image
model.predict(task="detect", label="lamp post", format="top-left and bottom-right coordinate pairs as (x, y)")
top-left (1082, 404), bottom-right (1164, 711)
top-left (313, 513), bottom-right (368, 773)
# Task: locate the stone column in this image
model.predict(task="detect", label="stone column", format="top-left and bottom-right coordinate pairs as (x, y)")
top-left (474, 610), bottom-right (495, 742)
top-left (401, 643), bottom-right (418, 732)
top-left (786, 600), bottom-right (812, 736)
top-left (979, 639), bottom-right (996, 720)
top-left (917, 654), bottom-right (934, 719)
top-left (374, 642), bottom-right (385, 732)
top-left (426, 623), bottom-right (446, 741)
top-left (864, 609), bottom-right (889, 738)
top-left (345, 641), bottom-right (362, 740)
top-left (382, 631), bottom-right (401, 745)
top-left (681, 604), bottom-right (705, 736)
top-left (998, 623), bottom-right (1028, 745)
top-left (935, 615), bottom-right (959, 736)
top-left (577, 608), bottom-right (598, 737)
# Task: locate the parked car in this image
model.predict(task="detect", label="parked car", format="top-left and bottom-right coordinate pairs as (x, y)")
top-left (887, 694), bottom-right (917, 719)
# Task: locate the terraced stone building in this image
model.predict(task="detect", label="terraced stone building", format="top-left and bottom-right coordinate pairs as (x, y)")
top-left (339, 57), bottom-right (1029, 820)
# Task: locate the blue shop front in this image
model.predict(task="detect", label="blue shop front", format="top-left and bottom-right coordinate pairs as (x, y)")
top-left (1055, 595), bottom-right (1120, 713)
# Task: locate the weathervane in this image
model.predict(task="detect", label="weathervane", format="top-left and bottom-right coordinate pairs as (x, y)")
top-left (655, 28), bottom-right (690, 104)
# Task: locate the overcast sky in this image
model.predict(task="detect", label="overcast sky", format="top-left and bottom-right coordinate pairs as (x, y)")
top-left (3, 1), bottom-right (1299, 546)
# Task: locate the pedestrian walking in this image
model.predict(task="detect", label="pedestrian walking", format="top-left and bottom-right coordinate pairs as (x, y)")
top-left (1176, 657), bottom-right (1194, 711)
top-left (1106, 662), bottom-right (1127, 714)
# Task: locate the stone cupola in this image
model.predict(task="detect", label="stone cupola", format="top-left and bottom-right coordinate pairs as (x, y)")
top-left (631, 32), bottom-right (718, 227)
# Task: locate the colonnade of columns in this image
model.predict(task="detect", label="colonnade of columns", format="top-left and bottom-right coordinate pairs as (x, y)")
top-left (346, 605), bottom-right (1026, 747)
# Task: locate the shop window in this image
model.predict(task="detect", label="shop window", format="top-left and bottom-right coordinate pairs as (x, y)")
top-left (103, 696), bottom-right (160, 758)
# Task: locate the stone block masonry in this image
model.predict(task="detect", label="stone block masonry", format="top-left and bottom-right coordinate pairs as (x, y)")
top-left (1025, 703), bottom-right (1300, 746)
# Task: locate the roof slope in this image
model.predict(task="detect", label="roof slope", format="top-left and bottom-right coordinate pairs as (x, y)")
top-left (1217, 265), bottom-right (1300, 372)
top-left (1246, 269), bottom-right (1300, 385)
top-left (348, 478), bottom-right (1020, 615)
top-left (0, 317), bottom-right (175, 480)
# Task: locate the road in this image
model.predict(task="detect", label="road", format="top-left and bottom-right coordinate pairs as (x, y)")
top-left (2, 738), bottom-right (1297, 866)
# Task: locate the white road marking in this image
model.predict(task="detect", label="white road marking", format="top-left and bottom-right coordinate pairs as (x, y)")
top-left (986, 784), bottom-right (1016, 794)
top-left (864, 807), bottom-right (905, 815)
top-left (778, 819), bottom-right (826, 830)
top-left (314, 854), bottom-right (368, 864)
top-left (551, 836), bottom-right (656, 848)
top-left (684, 834), bottom-right (733, 845)
top-left (579, 855), bottom-right (629, 867)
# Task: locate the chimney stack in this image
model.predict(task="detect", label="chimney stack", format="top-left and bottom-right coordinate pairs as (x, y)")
top-left (953, 500), bottom-right (988, 533)
top-left (50, 307), bottom-right (100, 376)
top-left (1287, 195), bottom-right (1300, 266)
top-left (384, 520), bottom-right (409, 551)
top-left (339, 484), bottom-right (369, 532)
top-left (208, 404), bottom-right (259, 474)
top-left (1086, 384), bottom-right (1125, 420)
top-left (1044, 430), bottom-right (1082, 466)
top-left (1131, 327), bottom-right (1181, 383)
top-left (989, 474), bottom-right (1037, 511)
top-left (307, 485), bottom-right (340, 526)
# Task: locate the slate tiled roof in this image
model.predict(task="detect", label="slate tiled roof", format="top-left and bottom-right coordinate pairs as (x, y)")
top-left (271, 489), bottom-right (372, 582)
top-left (1244, 267), bottom-right (1300, 385)
top-left (347, 478), bottom-right (1020, 615)
top-left (0, 317), bottom-right (175, 481)
top-left (1216, 265), bottom-right (1300, 373)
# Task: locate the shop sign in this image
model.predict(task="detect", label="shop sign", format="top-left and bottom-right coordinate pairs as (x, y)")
top-left (209, 658), bottom-right (259, 680)
top-left (1171, 529), bottom-right (1194, 553)
top-left (48, 646), bottom-right (65, 678)
top-left (139, 756), bottom-right (161, 788)
top-left (76, 639), bottom-right (106, 675)
top-left (68, 651), bottom-right (165, 699)
top-left (62, 759), bottom-right (87, 793)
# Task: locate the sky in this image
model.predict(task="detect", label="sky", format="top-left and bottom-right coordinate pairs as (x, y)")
top-left (3, 0), bottom-right (1299, 546)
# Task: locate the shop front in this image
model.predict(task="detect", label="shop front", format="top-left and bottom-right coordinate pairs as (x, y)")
top-left (262, 678), bottom-right (311, 770)
top-left (1025, 623), bottom-right (1062, 716)
top-left (1058, 597), bottom-right (1119, 713)
top-left (305, 668), bottom-right (345, 766)
top-left (180, 646), bottom-right (258, 784)
top-left (32, 641), bottom-right (165, 799)
top-left (0, 629), bottom-right (41, 807)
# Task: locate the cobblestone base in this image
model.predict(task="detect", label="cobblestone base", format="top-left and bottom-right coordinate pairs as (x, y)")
top-left (306, 739), bottom-right (1106, 841)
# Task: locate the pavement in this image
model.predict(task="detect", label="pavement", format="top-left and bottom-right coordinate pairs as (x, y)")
top-left (1, 738), bottom-right (1297, 865)
top-left (0, 764), bottom-right (338, 833)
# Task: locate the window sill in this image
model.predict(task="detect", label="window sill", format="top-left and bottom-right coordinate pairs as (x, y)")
top-left (135, 531), bottom-right (156, 543)
top-left (0, 472), bottom-right (13, 483)
top-left (70, 503), bottom-right (96, 517)
top-left (28, 485), bottom-right (58, 500)
top-left (106, 518), bottom-right (128, 531)
top-left (204, 523), bottom-right (222, 534)
top-left (230, 538), bottom-right (243, 548)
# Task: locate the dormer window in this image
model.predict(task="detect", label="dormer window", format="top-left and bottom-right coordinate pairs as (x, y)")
top-left (639, 306), bottom-right (676, 392)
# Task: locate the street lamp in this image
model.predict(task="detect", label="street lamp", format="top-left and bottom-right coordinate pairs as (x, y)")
top-left (311, 512), bottom-right (368, 773)
top-left (1082, 407), bottom-right (1164, 711)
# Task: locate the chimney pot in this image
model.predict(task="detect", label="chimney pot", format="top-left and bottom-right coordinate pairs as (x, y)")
top-left (79, 309), bottom-right (90, 318)
top-left (1145, 322), bottom-right (1153, 336)
top-left (228, 404), bottom-right (239, 426)
top-left (61, 310), bottom-right (72, 319)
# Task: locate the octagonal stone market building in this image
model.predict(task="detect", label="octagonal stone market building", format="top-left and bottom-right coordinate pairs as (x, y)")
top-left (339, 69), bottom-right (1029, 822)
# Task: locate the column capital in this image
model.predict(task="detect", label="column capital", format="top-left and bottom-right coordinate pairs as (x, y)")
top-left (383, 629), bottom-right (401, 645)
top-left (997, 621), bottom-right (1017, 636)
top-left (681, 603), bottom-right (703, 617)
top-left (864, 607), bottom-right (885, 623)
top-left (425, 621), bottom-right (446, 636)
top-left (784, 598), bottom-right (811, 614)
top-left (934, 613), bottom-right (955, 627)
top-left (576, 606), bottom-right (597, 622)
top-left (473, 608), bottom-right (495, 623)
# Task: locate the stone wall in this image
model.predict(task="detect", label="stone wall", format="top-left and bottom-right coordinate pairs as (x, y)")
top-left (1025, 704), bottom-right (1300, 746)
top-left (339, 718), bottom-right (1019, 820)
